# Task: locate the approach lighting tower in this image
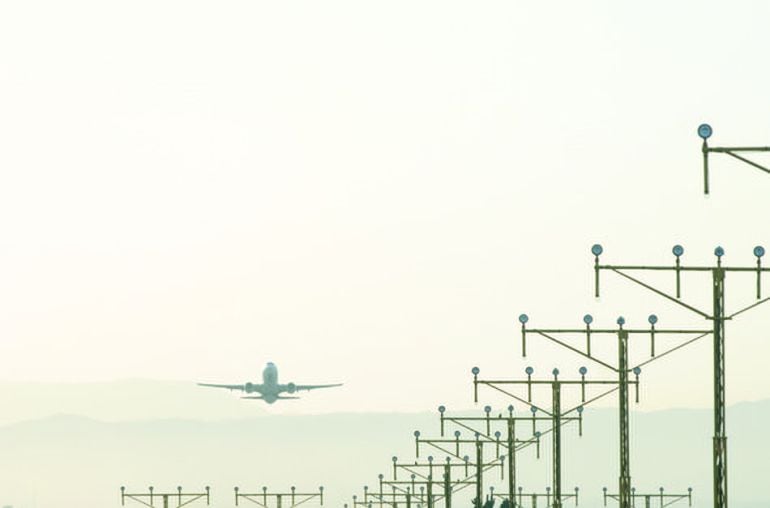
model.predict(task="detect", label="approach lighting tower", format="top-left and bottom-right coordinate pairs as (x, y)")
top-left (472, 367), bottom-right (607, 508)
top-left (517, 314), bottom-right (709, 508)
top-left (592, 243), bottom-right (769, 508)
top-left (435, 404), bottom-right (576, 508)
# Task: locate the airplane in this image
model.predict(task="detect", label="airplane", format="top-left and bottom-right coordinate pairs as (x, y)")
top-left (197, 362), bottom-right (343, 404)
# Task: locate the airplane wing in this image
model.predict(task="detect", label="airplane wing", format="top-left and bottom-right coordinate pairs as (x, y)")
top-left (197, 382), bottom-right (248, 391)
top-left (293, 383), bottom-right (343, 392)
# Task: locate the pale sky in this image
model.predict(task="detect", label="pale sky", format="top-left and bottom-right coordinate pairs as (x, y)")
top-left (1, 1), bottom-right (769, 414)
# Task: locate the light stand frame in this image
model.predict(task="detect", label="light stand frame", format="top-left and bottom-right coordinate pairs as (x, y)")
top-left (697, 123), bottom-right (770, 194)
top-left (518, 315), bottom-right (709, 508)
top-left (120, 487), bottom-right (210, 508)
top-left (234, 487), bottom-right (324, 508)
top-left (592, 243), bottom-right (769, 508)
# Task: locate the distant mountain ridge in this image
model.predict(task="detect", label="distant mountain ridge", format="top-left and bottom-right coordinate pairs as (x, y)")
top-left (0, 400), bottom-right (768, 508)
top-left (0, 379), bottom-right (268, 425)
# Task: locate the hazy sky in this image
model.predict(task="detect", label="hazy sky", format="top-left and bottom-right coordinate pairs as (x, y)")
top-left (1, 1), bottom-right (769, 414)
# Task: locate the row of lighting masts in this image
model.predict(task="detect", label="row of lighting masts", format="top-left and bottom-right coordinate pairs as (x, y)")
top-left (492, 121), bottom-right (770, 506)
top-left (119, 127), bottom-right (766, 508)
top-left (498, 239), bottom-right (766, 508)
top-left (120, 487), bottom-right (324, 508)
top-left (353, 241), bottom-right (769, 508)
top-left (348, 401), bottom-right (580, 508)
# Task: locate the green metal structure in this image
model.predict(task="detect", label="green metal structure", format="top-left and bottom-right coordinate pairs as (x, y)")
top-left (592, 243), bottom-right (769, 508)
top-left (501, 487), bottom-right (580, 508)
top-left (697, 123), bottom-right (770, 194)
top-left (472, 368), bottom-right (606, 508)
top-left (517, 315), bottom-right (709, 508)
top-left (120, 487), bottom-right (210, 508)
top-left (435, 405), bottom-right (560, 508)
top-left (603, 487), bottom-right (692, 508)
top-left (234, 487), bottom-right (324, 508)
top-left (412, 431), bottom-right (508, 508)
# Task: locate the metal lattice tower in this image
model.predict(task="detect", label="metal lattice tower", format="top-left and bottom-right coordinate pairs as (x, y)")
top-left (412, 430), bottom-right (509, 508)
top-left (472, 368), bottom-right (617, 508)
top-left (592, 243), bottom-right (769, 508)
top-left (517, 314), bottom-right (709, 508)
top-left (435, 404), bottom-right (560, 508)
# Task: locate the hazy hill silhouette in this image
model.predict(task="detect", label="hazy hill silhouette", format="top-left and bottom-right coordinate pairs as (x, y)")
top-left (0, 397), bottom-right (768, 508)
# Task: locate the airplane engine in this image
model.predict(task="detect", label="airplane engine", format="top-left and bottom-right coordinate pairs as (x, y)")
top-left (287, 382), bottom-right (296, 393)
top-left (245, 382), bottom-right (255, 393)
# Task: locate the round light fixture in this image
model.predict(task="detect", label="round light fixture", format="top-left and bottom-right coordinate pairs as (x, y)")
top-left (698, 123), bottom-right (713, 140)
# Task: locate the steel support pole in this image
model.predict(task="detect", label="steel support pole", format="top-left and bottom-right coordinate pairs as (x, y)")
top-left (713, 268), bottom-right (728, 508)
top-left (476, 441), bottom-right (483, 508)
top-left (507, 419), bottom-right (516, 508)
top-left (703, 140), bottom-right (710, 195)
top-left (552, 383), bottom-right (562, 508)
top-left (444, 465), bottom-right (452, 508)
top-left (618, 330), bottom-right (631, 508)
top-left (427, 477), bottom-right (433, 508)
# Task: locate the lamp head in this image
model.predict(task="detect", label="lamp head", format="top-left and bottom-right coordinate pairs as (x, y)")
top-left (698, 123), bottom-right (713, 140)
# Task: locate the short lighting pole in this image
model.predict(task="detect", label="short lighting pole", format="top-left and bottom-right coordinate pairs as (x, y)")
top-left (120, 486), bottom-right (210, 508)
top-left (603, 486), bottom-right (692, 508)
top-left (234, 486), bottom-right (324, 508)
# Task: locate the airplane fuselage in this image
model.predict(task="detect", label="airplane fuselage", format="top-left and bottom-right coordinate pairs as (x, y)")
top-left (242, 362), bottom-right (296, 403)
top-left (256, 362), bottom-right (280, 403)
top-left (198, 361), bottom-right (340, 403)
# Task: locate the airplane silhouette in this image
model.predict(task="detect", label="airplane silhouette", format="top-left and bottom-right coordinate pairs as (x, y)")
top-left (198, 362), bottom-right (343, 404)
